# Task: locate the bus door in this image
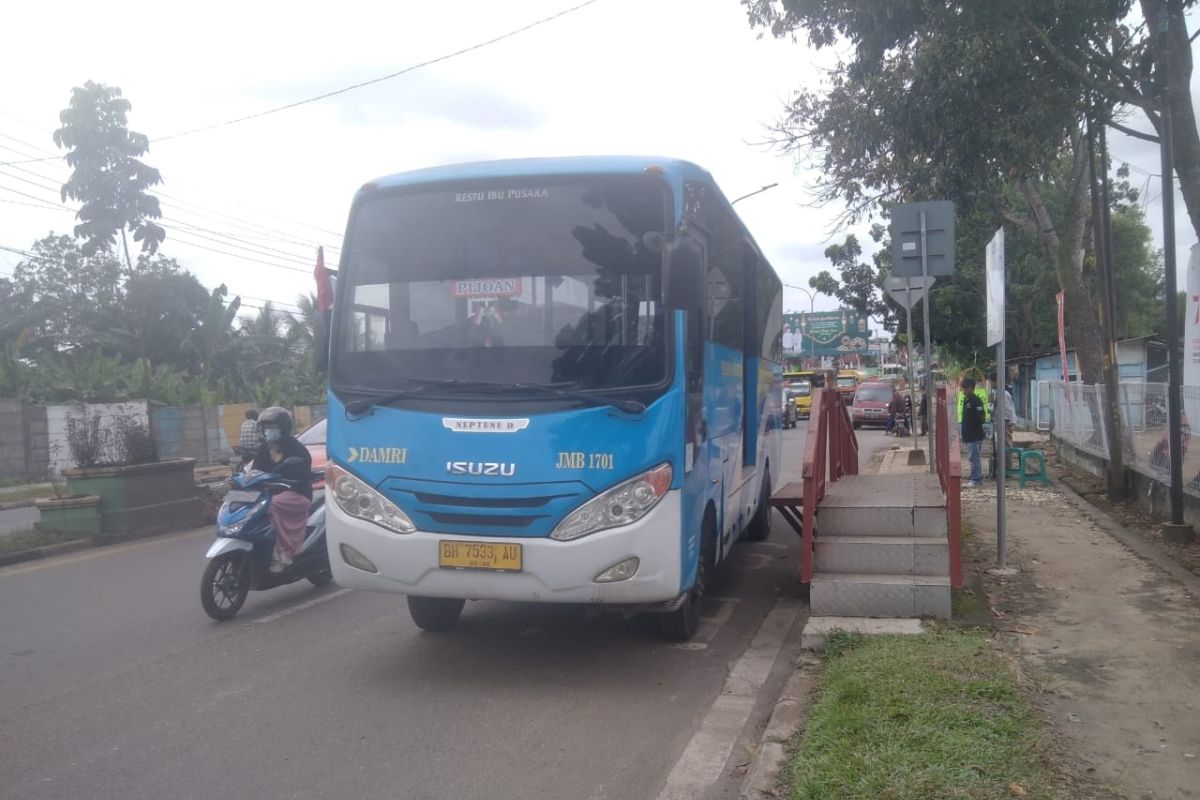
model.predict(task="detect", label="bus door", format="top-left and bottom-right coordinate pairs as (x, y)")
top-left (697, 188), bottom-right (746, 557)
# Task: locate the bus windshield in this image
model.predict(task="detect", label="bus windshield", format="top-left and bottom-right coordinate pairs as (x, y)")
top-left (333, 176), bottom-right (668, 394)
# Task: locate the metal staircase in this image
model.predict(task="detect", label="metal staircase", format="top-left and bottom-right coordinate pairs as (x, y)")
top-left (787, 386), bottom-right (961, 621)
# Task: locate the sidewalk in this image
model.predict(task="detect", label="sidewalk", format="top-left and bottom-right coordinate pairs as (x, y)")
top-left (963, 479), bottom-right (1200, 798)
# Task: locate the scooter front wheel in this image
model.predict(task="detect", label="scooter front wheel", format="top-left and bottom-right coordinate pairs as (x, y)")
top-left (201, 552), bottom-right (249, 621)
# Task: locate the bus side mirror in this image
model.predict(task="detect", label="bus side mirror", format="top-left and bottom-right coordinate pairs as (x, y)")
top-left (663, 235), bottom-right (704, 312)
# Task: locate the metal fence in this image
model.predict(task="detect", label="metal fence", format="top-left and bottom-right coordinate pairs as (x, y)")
top-left (1044, 380), bottom-right (1200, 497)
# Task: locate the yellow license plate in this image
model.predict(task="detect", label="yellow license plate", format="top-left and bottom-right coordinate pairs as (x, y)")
top-left (438, 540), bottom-right (523, 572)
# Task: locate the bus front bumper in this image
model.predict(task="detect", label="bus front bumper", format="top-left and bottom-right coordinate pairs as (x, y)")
top-left (326, 490), bottom-right (685, 604)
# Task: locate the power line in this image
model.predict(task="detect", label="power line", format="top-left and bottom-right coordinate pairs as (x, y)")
top-left (0, 159), bottom-right (327, 273)
top-left (154, 0), bottom-right (602, 143)
top-left (159, 231), bottom-right (311, 273)
top-left (0, 130), bottom-right (344, 244)
top-left (0, 183), bottom-right (319, 278)
top-left (0, 0), bottom-right (601, 169)
top-left (0, 241), bottom-right (303, 313)
top-left (0, 196), bottom-right (63, 211)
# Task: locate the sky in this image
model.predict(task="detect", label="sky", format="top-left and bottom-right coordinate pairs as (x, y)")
top-left (0, 0), bottom-right (1196, 331)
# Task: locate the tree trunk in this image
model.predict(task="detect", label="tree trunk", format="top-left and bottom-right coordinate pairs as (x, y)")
top-left (1020, 148), bottom-right (1126, 495)
top-left (1141, 0), bottom-right (1200, 243)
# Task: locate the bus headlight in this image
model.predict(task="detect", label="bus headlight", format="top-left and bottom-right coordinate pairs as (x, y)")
top-left (328, 463), bottom-right (416, 534)
top-left (550, 463), bottom-right (672, 542)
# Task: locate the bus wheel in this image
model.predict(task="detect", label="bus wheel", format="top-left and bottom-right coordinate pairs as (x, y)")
top-left (407, 596), bottom-right (465, 632)
top-left (744, 471), bottom-right (772, 542)
top-left (658, 582), bottom-right (702, 642)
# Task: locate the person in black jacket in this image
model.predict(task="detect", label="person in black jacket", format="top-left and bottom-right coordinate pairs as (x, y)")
top-left (961, 378), bottom-right (986, 487)
top-left (251, 407), bottom-right (312, 571)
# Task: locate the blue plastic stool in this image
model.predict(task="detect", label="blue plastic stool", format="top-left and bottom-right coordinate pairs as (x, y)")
top-left (1019, 450), bottom-right (1049, 487)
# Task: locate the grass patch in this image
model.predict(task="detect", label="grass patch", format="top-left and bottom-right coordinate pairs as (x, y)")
top-left (0, 528), bottom-right (88, 555)
top-left (0, 483), bottom-right (55, 503)
top-left (786, 628), bottom-right (1048, 799)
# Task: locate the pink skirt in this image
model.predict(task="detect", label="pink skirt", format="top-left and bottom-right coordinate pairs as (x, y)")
top-left (269, 491), bottom-right (311, 556)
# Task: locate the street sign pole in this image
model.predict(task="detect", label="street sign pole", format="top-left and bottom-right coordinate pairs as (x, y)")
top-left (920, 211), bottom-right (936, 472)
top-left (906, 287), bottom-right (919, 454)
top-left (986, 228), bottom-right (1007, 569)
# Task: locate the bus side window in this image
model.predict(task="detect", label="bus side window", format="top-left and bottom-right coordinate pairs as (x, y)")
top-left (701, 197), bottom-right (743, 352)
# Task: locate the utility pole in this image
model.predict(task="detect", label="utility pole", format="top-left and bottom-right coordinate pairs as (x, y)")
top-left (1157, 7), bottom-right (1194, 543)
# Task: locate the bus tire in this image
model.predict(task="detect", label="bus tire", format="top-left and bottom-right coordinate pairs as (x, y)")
top-left (659, 512), bottom-right (713, 642)
top-left (658, 582), bottom-right (702, 642)
top-left (407, 596), bottom-right (465, 632)
top-left (744, 470), bottom-right (772, 542)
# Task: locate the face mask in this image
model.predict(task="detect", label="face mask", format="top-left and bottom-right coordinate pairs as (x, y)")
top-left (263, 428), bottom-right (282, 442)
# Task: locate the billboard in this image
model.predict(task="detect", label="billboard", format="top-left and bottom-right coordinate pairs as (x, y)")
top-left (783, 309), bottom-right (870, 356)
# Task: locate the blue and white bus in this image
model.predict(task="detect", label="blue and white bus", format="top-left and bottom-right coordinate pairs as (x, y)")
top-left (323, 156), bottom-right (783, 640)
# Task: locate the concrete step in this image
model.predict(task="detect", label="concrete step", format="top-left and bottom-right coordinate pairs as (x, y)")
top-left (814, 536), bottom-right (949, 576)
top-left (810, 572), bottom-right (951, 619)
top-left (800, 616), bottom-right (925, 650)
top-left (819, 473), bottom-right (946, 537)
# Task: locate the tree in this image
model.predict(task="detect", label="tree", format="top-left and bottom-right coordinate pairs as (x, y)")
top-left (12, 233), bottom-right (123, 353)
top-left (743, 0), bottom-right (1135, 495)
top-left (184, 285), bottom-right (243, 392)
top-left (101, 256), bottom-right (209, 369)
top-left (54, 81), bottom-right (165, 269)
top-left (745, 1), bottom-right (1200, 241)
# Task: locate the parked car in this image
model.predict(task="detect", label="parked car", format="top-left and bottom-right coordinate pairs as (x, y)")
top-left (295, 417), bottom-right (327, 489)
top-left (851, 381), bottom-right (895, 429)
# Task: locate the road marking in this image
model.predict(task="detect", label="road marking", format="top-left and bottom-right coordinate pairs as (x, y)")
top-left (655, 597), bottom-right (802, 800)
top-left (253, 587), bottom-right (352, 624)
top-left (0, 528), bottom-right (211, 577)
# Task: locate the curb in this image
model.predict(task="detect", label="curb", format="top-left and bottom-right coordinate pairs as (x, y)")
top-left (0, 499), bottom-right (36, 511)
top-left (1052, 475), bottom-right (1200, 596)
top-left (0, 538), bottom-right (93, 568)
top-left (738, 667), bottom-right (814, 799)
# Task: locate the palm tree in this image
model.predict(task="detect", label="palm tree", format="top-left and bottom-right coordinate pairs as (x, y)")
top-left (183, 285), bottom-right (242, 392)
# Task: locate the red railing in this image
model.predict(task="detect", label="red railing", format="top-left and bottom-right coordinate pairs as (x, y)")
top-left (935, 386), bottom-right (963, 587)
top-left (800, 387), bottom-right (859, 582)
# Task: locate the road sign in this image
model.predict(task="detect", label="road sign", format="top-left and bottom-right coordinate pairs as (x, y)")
top-left (889, 201), bottom-right (956, 277)
top-left (986, 228), bottom-right (1005, 346)
top-left (884, 275), bottom-right (936, 310)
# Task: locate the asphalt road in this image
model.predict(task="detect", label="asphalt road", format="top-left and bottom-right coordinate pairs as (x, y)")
top-left (0, 425), bottom-right (888, 800)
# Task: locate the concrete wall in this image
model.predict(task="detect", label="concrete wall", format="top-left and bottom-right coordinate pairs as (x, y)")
top-left (0, 400), bottom-right (328, 479)
top-left (0, 399), bottom-right (47, 481)
top-left (47, 402), bottom-right (150, 474)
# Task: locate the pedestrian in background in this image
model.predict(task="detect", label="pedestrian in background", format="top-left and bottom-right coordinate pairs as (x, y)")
top-left (240, 408), bottom-right (260, 450)
top-left (961, 377), bottom-right (986, 487)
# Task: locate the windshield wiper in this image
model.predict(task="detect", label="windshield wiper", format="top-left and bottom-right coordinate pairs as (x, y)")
top-left (496, 381), bottom-right (646, 416)
top-left (342, 380), bottom-right (461, 415)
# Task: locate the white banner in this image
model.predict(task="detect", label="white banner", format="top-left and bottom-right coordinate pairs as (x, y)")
top-left (986, 228), bottom-right (1005, 347)
top-left (1186, 244), bottom-right (1200, 388)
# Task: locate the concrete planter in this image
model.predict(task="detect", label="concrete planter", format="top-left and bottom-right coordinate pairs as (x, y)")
top-left (35, 494), bottom-right (102, 538)
top-left (64, 458), bottom-right (203, 540)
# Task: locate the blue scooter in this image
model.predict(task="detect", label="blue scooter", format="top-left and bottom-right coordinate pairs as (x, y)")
top-left (200, 461), bottom-right (331, 621)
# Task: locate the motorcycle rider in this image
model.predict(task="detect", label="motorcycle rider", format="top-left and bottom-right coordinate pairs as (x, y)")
top-left (250, 407), bottom-right (313, 572)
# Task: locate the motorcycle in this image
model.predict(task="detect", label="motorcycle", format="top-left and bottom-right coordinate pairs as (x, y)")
top-left (200, 460), bottom-right (332, 621)
top-left (230, 444), bottom-right (257, 478)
